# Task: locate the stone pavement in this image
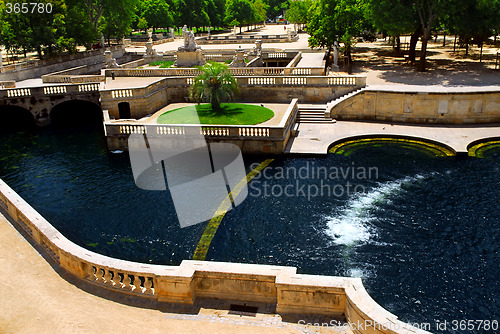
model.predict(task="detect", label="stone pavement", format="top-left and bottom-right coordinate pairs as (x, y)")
top-left (296, 53), bottom-right (324, 67)
top-left (286, 121), bottom-right (500, 155)
top-left (0, 209), bottom-right (351, 334)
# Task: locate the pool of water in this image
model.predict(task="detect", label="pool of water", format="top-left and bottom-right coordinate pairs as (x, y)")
top-left (0, 126), bottom-right (498, 333)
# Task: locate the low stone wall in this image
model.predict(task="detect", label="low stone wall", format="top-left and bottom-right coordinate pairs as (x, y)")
top-left (0, 178), bottom-right (429, 334)
top-left (104, 99), bottom-right (299, 154)
top-left (330, 86), bottom-right (500, 124)
top-left (196, 34), bottom-right (298, 44)
top-left (0, 46), bottom-right (125, 81)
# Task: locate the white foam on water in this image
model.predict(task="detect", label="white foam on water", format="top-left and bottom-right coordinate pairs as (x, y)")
top-left (325, 175), bottom-right (425, 246)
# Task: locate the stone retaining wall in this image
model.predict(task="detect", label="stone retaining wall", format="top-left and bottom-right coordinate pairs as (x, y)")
top-left (330, 87), bottom-right (500, 124)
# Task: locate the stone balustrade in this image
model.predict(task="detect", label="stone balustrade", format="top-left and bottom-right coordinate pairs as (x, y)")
top-left (0, 174), bottom-right (429, 334)
top-left (0, 83), bottom-right (100, 99)
top-left (102, 67), bottom-right (325, 77)
top-left (0, 45), bottom-right (124, 74)
top-left (0, 81), bottom-right (16, 88)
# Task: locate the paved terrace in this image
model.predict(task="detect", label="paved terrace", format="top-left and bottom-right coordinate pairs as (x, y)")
top-left (0, 210), bottom-right (349, 334)
top-left (287, 121), bottom-right (500, 155)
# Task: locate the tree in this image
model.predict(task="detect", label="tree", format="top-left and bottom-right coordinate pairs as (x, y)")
top-left (308, 0), bottom-right (364, 73)
top-left (175, 0), bottom-right (211, 30)
top-left (190, 62), bottom-right (239, 111)
top-left (264, 0), bottom-right (287, 20)
top-left (286, 0), bottom-right (312, 31)
top-left (252, 0), bottom-right (268, 26)
top-left (141, 0), bottom-right (173, 33)
top-left (225, 0), bottom-right (254, 33)
top-left (363, 0), bottom-right (417, 56)
top-left (206, 0), bottom-right (226, 28)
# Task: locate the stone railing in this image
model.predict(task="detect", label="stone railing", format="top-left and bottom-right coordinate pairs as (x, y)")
top-left (0, 45), bottom-right (124, 74)
top-left (102, 67), bottom-right (325, 77)
top-left (0, 83), bottom-right (100, 99)
top-left (196, 34), bottom-right (297, 44)
top-left (42, 74), bottom-right (104, 84)
top-left (105, 98), bottom-right (299, 143)
top-left (0, 81), bottom-right (16, 89)
top-left (0, 177), bottom-right (430, 334)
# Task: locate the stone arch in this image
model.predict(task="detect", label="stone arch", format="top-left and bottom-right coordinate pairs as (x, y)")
top-left (0, 105), bottom-right (36, 131)
top-left (50, 99), bottom-right (102, 127)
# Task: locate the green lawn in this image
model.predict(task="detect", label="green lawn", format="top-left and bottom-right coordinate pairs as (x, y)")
top-left (157, 103), bottom-right (274, 125)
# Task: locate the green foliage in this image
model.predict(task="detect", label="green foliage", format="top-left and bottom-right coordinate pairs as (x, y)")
top-left (174, 0), bottom-right (211, 28)
top-left (225, 0), bottom-right (253, 31)
top-left (140, 0), bottom-right (174, 33)
top-left (149, 60), bottom-right (174, 67)
top-left (362, 0), bottom-right (416, 36)
top-left (286, 0), bottom-right (312, 26)
top-left (189, 62), bottom-right (239, 111)
top-left (264, 0), bottom-right (288, 20)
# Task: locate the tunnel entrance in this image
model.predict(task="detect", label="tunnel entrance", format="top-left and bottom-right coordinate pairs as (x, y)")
top-left (0, 105), bottom-right (35, 132)
top-left (50, 100), bottom-right (102, 128)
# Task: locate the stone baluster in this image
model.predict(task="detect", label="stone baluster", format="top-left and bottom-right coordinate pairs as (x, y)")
top-left (133, 275), bottom-right (142, 293)
top-left (144, 277), bottom-right (153, 294)
top-left (87, 264), bottom-right (96, 280)
top-left (95, 267), bottom-right (104, 283)
top-left (112, 271), bottom-right (122, 287)
top-left (122, 274), bottom-right (132, 290)
top-left (103, 269), bottom-right (112, 285)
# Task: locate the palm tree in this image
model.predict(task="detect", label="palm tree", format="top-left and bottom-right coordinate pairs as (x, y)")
top-left (189, 61), bottom-right (239, 111)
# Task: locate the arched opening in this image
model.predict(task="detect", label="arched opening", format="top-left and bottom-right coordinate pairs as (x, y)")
top-left (328, 136), bottom-right (456, 157)
top-left (0, 105), bottom-right (35, 132)
top-left (118, 102), bottom-right (131, 119)
top-left (50, 100), bottom-right (102, 128)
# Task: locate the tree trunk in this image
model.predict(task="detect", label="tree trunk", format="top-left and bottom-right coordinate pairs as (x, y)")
top-left (409, 26), bottom-right (422, 63)
top-left (453, 35), bottom-right (457, 52)
top-left (395, 36), bottom-right (401, 54)
top-left (346, 45), bottom-right (352, 74)
top-left (418, 28), bottom-right (431, 72)
top-left (465, 41), bottom-right (469, 56)
top-left (442, 33), bottom-right (446, 46)
top-left (480, 42), bottom-right (483, 62)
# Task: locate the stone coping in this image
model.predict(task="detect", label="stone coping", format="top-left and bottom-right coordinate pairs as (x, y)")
top-left (366, 84), bottom-right (500, 93)
top-left (0, 172), bottom-right (430, 334)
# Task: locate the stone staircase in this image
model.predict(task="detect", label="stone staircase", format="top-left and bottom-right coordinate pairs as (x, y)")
top-left (297, 104), bottom-right (335, 123)
top-left (325, 87), bottom-right (367, 116)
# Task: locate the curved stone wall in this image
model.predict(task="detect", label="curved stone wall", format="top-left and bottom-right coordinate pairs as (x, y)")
top-left (0, 178), bottom-right (430, 334)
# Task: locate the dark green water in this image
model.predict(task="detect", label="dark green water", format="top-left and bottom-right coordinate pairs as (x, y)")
top-left (0, 126), bottom-right (498, 333)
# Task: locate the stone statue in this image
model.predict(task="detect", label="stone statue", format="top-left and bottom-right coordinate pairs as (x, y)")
top-left (207, 27), bottom-right (211, 38)
top-left (175, 25), bottom-right (204, 67)
top-left (251, 40), bottom-right (262, 56)
top-left (104, 50), bottom-right (121, 68)
top-left (144, 41), bottom-right (160, 58)
top-left (229, 46), bottom-right (247, 67)
top-left (332, 41), bottom-right (340, 72)
top-left (170, 27), bottom-right (175, 39)
top-left (178, 25), bottom-right (200, 52)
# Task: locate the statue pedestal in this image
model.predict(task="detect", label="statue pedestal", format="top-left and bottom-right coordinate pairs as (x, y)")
top-left (175, 49), bottom-right (205, 67)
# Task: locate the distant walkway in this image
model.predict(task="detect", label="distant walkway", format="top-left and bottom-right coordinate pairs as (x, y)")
top-left (286, 121), bottom-right (500, 155)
